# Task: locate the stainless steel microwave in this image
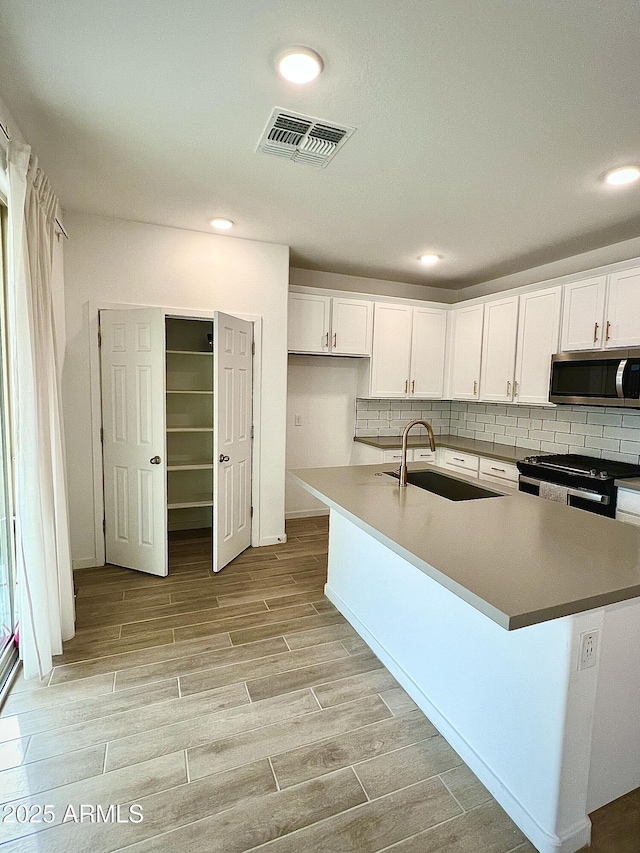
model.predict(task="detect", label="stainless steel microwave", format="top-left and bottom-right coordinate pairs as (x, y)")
top-left (549, 349), bottom-right (640, 407)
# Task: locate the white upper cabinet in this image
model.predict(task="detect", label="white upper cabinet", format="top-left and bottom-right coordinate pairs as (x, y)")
top-left (288, 293), bottom-right (331, 353)
top-left (480, 296), bottom-right (519, 402)
top-left (331, 298), bottom-right (373, 355)
top-left (605, 268), bottom-right (640, 348)
top-left (514, 287), bottom-right (561, 404)
top-left (560, 277), bottom-right (607, 351)
top-left (288, 292), bottom-right (372, 356)
top-left (369, 303), bottom-right (448, 398)
top-left (410, 307), bottom-right (447, 398)
top-left (370, 303), bottom-right (413, 397)
top-left (450, 304), bottom-right (484, 400)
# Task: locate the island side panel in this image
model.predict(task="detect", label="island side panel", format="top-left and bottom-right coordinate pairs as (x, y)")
top-left (587, 596), bottom-right (640, 811)
top-left (326, 508), bottom-right (598, 853)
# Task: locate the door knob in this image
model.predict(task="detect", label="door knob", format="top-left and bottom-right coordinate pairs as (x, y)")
top-left (219, 454), bottom-right (230, 463)
top-left (150, 456), bottom-right (161, 465)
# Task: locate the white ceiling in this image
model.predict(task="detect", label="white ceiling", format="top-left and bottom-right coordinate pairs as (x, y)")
top-left (1, 0), bottom-right (640, 288)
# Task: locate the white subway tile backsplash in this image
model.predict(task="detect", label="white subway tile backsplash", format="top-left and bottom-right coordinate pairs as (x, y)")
top-left (587, 412), bottom-right (623, 426)
top-left (585, 436), bottom-right (621, 452)
top-left (545, 419), bottom-right (570, 433)
top-left (620, 440), bottom-right (640, 455)
top-left (540, 441), bottom-right (569, 454)
top-left (354, 398), bottom-right (640, 463)
top-left (555, 409), bottom-right (588, 423)
top-left (570, 422), bottom-right (604, 437)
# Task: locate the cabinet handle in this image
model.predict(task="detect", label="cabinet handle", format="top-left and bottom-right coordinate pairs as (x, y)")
top-left (404, 379), bottom-right (408, 394)
top-left (473, 380), bottom-right (477, 396)
top-left (594, 322), bottom-right (599, 343)
top-left (324, 332), bottom-right (329, 348)
top-left (411, 379), bottom-right (415, 394)
top-left (333, 332), bottom-right (337, 348)
top-left (514, 380), bottom-right (519, 397)
top-left (506, 380), bottom-right (511, 397)
top-left (606, 320), bottom-right (611, 342)
top-left (453, 457), bottom-right (465, 463)
top-left (490, 466), bottom-right (505, 473)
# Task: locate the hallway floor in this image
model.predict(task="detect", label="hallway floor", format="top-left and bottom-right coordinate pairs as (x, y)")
top-left (0, 517), bottom-right (636, 851)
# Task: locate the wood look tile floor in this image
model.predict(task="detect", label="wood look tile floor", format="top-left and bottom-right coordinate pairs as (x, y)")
top-left (0, 517), bottom-right (636, 852)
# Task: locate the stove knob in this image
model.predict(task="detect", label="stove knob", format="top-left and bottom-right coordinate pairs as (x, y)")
top-left (589, 469), bottom-right (598, 477)
top-left (599, 470), bottom-right (608, 479)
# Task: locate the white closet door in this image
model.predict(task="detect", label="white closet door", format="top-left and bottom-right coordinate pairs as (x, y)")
top-left (214, 312), bottom-right (253, 572)
top-left (100, 308), bottom-right (167, 576)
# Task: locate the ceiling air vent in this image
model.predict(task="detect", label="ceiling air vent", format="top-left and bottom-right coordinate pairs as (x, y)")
top-left (257, 108), bottom-right (355, 168)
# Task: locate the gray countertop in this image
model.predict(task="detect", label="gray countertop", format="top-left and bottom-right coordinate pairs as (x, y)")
top-left (354, 433), bottom-right (531, 463)
top-left (290, 462), bottom-right (640, 631)
top-left (616, 477), bottom-right (640, 493)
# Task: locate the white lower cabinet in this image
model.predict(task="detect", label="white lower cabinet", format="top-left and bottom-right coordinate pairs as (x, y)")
top-left (616, 489), bottom-right (640, 526)
top-left (479, 457), bottom-right (518, 485)
top-left (441, 449), bottom-right (480, 476)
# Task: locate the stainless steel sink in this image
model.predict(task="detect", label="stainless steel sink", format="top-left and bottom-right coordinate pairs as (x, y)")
top-left (385, 469), bottom-right (503, 501)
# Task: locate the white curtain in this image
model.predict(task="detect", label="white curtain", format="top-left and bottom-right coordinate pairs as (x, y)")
top-left (7, 140), bottom-right (74, 680)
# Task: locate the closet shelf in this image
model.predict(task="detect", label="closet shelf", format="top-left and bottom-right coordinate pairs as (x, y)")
top-left (166, 427), bottom-right (214, 433)
top-left (166, 390), bottom-right (214, 395)
top-left (166, 349), bottom-right (214, 356)
top-left (167, 463), bottom-right (214, 471)
top-left (167, 499), bottom-right (215, 510)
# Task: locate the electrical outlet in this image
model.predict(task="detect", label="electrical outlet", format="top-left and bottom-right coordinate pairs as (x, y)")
top-left (578, 630), bottom-right (599, 670)
top-left (294, 414), bottom-right (303, 427)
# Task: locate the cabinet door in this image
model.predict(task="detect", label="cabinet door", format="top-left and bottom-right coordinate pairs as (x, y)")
top-left (480, 297), bottom-right (519, 402)
top-left (288, 293), bottom-right (330, 353)
top-left (370, 303), bottom-right (412, 397)
top-left (410, 307), bottom-right (447, 398)
top-left (331, 298), bottom-right (373, 355)
top-left (560, 277), bottom-right (606, 351)
top-left (450, 305), bottom-right (484, 400)
top-left (514, 287), bottom-right (561, 405)
top-left (605, 267), bottom-right (640, 348)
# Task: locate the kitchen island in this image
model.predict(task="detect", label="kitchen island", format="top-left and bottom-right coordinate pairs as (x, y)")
top-left (290, 462), bottom-right (640, 853)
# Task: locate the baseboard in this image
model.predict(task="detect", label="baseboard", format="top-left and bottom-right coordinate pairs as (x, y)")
top-left (72, 558), bottom-right (99, 570)
top-left (258, 535), bottom-right (288, 546)
top-left (325, 584), bottom-right (592, 853)
top-left (285, 508), bottom-right (330, 519)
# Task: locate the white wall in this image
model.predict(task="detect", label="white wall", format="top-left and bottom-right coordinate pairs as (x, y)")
top-left (63, 212), bottom-right (289, 567)
top-left (286, 355), bottom-right (361, 517)
top-left (290, 267), bottom-right (456, 304)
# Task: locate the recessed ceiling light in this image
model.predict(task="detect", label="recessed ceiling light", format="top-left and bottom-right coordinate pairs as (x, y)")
top-left (277, 47), bottom-right (323, 84)
top-left (419, 254), bottom-right (442, 266)
top-left (211, 218), bottom-right (234, 230)
top-left (605, 167), bottom-right (640, 187)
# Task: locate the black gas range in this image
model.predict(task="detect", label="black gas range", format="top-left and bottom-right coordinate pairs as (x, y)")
top-left (516, 453), bottom-right (640, 517)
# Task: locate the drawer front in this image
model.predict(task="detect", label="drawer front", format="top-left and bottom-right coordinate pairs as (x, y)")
top-left (383, 449), bottom-right (411, 463)
top-left (616, 509), bottom-right (640, 527)
top-left (616, 488), bottom-right (640, 515)
top-left (442, 449), bottom-right (479, 472)
top-left (479, 457), bottom-right (519, 483)
top-left (413, 448), bottom-right (436, 462)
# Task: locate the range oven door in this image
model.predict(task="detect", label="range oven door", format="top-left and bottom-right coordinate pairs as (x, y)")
top-left (518, 475), bottom-right (613, 517)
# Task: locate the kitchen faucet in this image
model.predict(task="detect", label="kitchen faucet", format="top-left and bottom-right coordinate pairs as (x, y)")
top-left (399, 419), bottom-right (436, 487)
